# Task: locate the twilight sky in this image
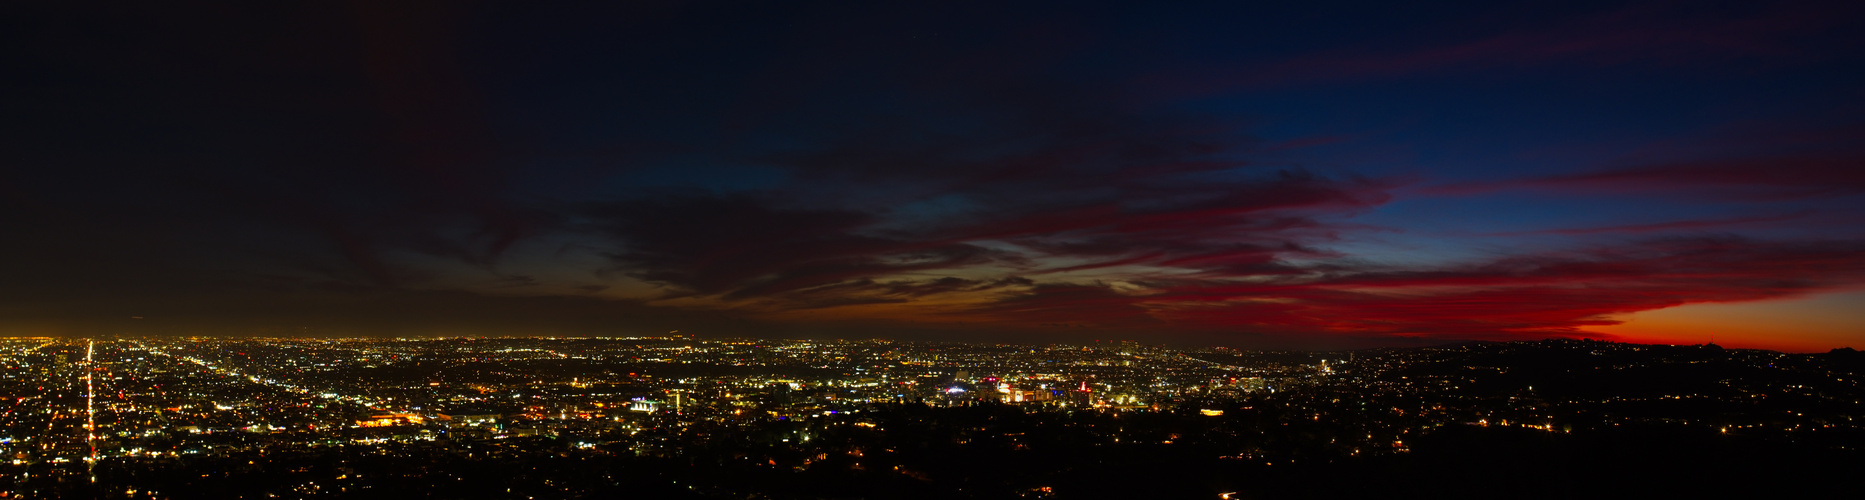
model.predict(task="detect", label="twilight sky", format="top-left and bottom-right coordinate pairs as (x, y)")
top-left (5, 1), bottom-right (1864, 351)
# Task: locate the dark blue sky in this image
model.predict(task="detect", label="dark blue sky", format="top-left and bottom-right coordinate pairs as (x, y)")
top-left (5, 1), bottom-right (1864, 350)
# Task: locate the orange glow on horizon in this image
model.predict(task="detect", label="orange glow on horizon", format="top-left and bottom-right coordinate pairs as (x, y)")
top-left (1590, 290), bottom-right (1865, 352)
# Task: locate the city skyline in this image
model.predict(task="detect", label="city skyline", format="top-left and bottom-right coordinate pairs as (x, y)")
top-left (3, 335), bottom-right (1858, 498)
top-left (6, 2), bottom-right (1865, 352)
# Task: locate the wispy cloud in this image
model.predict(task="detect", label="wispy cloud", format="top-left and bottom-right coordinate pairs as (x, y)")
top-left (1156, 1), bottom-right (1862, 95)
top-left (1478, 212), bottom-right (1811, 237)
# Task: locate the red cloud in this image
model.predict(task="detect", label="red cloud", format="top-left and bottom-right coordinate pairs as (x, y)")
top-left (1434, 156), bottom-right (1865, 200)
top-left (949, 237), bottom-right (1865, 341)
top-left (1479, 212), bottom-right (1810, 237)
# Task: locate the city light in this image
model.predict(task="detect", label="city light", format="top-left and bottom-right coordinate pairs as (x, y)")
top-left (0, 336), bottom-right (1857, 498)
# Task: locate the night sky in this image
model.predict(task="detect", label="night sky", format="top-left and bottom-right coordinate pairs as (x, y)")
top-left (6, 2), bottom-right (1864, 351)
